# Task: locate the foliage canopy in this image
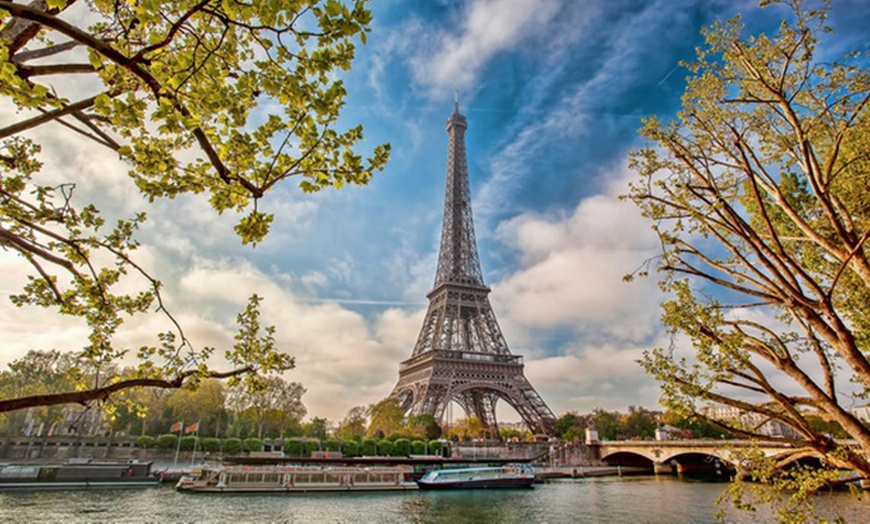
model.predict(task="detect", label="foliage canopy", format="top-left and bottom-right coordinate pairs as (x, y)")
top-left (0, 0), bottom-right (387, 412)
top-left (628, 0), bottom-right (870, 496)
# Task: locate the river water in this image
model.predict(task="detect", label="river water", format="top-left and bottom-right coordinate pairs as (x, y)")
top-left (0, 476), bottom-right (866, 523)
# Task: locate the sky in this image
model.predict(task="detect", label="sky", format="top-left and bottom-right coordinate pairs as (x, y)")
top-left (3, 0), bottom-right (870, 425)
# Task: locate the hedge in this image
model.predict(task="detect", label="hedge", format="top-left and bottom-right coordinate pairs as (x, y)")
top-left (201, 438), bottom-right (221, 453)
top-left (342, 440), bottom-right (359, 457)
top-left (360, 439), bottom-right (377, 456)
top-left (180, 435), bottom-right (197, 451)
top-left (411, 440), bottom-right (426, 455)
top-left (135, 436), bottom-right (155, 449)
top-left (303, 439), bottom-right (320, 456)
top-left (377, 440), bottom-right (394, 456)
top-left (392, 438), bottom-right (411, 457)
top-left (243, 438), bottom-right (263, 453)
top-left (156, 434), bottom-right (178, 450)
top-left (323, 439), bottom-right (341, 452)
top-left (223, 438), bottom-right (242, 455)
top-left (284, 438), bottom-right (305, 456)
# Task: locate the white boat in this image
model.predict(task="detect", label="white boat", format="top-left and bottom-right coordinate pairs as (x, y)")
top-left (416, 463), bottom-right (535, 490)
top-left (176, 464), bottom-right (418, 493)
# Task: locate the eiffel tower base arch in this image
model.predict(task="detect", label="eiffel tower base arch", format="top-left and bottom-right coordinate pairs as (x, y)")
top-left (391, 350), bottom-right (556, 437)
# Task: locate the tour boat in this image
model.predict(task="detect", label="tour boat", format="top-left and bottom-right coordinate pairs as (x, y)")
top-left (175, 464), bottom-right (418, 493)
top-left (0, 459), bottom-right (159, 490)
top-left (416, 463), bottom-right (535, 490)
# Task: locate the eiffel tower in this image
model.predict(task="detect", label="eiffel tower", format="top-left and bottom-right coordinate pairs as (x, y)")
top-left (390, 100), bottom-right (557, 437)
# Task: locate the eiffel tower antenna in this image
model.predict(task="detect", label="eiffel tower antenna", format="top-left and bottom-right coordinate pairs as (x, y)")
top-left (390, 103), bottom-right (557, 437)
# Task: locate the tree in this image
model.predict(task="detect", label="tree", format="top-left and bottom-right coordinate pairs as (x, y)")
top-left (335, 405), bottom-right (367, 441)
top-left (407, 413), bottom-right (442, 441)
top-left (627, 0), bottom-right (870, 497)
top-left (225, 375), bottom-right (306, 438)
top-left (0, 0), bottom-right (388, 412)
top-left (447, 417), bottom-right (484, 441)
top-left (659, 409), bottom-right (731, 439)
top-left (165, 379), bottom-right (226, 437)
top-left (588, 409), bottom-right (621, 441)
top-left (102, 368), bottom-right (152, 436)
top-left (554, 411), bottom-right (588, 441)
top-left (621, 406), bottom-right (658, 440)
top-left (0, 350), bottom-right (79, 433)
top-left (366, 397), bottom-right (404, 439)
top-left (302, 416), bottom-right (329, 440)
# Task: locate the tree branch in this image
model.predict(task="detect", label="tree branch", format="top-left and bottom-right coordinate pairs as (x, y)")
top-left (0, 365), bottom-right (253, 412)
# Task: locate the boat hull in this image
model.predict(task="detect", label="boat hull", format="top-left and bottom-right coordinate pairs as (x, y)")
top-left (0, 479), bottom-right (160, 491)
top-left (416, 477), bottom-right (534, 490)
top-left (177, 483), bottom-right (418, 493)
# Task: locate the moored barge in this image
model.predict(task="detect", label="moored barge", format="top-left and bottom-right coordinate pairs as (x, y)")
top-left (0, 459), bottom-right (159, 490)
top-left (176, 464), bottom-right (418, 493)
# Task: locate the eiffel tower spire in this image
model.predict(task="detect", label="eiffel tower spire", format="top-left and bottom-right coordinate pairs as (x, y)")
top-left (435, 97), bottom-right (484, 288)
top-left (391, 102), bottom-right (556, 436)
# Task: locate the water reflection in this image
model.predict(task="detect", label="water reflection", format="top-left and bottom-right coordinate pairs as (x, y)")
top-left (0, 476), bottom-right (866, 523)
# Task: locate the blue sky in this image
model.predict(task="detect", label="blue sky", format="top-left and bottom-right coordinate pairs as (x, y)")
top-left (3, 0), bottom-right (870, 424)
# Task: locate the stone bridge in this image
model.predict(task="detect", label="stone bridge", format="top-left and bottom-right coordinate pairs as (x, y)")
top-left (589, 440), bottom-right (858, 475)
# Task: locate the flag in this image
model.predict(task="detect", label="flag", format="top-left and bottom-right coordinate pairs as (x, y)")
top-left (170, 421), bottom-right (182, 432)
top-left (184, 421), bottom-right (200, 434)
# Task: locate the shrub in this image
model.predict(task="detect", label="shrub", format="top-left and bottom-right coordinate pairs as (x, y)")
top-left (135, 436), bottom-right (155, 449)
top-left (156, 434), bottom-right (178, 451)
top-left (360, 439), bottom-right (377, 456)
top-left (223, 438), bottom-right (242, 455)
top-left (243, 438), bottom-right (263, 453)
top-left (303, 439), bottom-right (320, 457)
top-left (429, 440), bottom-right (443, 456)
top-left (411, 440), bottom-right (426, 455)
top-left (323, 439), bottom-right (341, 452)
top-left (180, 436), bottom-right (197, 451)
top-left (201, 438), bottom-right (221, 453)
top-left (284, 438), bottom-right (304, 456)
top-left (377, 440), bottom-right (394, 456)
top-left (392, 438), bottom-right (411, 457)
top-left (341, 440), bottom-right (359, 457)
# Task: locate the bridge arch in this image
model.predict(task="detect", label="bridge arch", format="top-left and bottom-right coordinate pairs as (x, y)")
top-left (600, 451), bottom-right (654, 468)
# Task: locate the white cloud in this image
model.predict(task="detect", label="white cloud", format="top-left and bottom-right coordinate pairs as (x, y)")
top-left (172, 257), bottom-right (423, 419)
top-left (410, 0), bottom-right (562, 94)
top-left (480, 164), bottom-right (668, 416)
top-left (526, 345), bottom-right (662, 412)
top-left (492, 165), bottom-right (660, 344)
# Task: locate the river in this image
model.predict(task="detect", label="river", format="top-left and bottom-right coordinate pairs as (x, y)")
top-left (0, 476), bottom-right (866, 523)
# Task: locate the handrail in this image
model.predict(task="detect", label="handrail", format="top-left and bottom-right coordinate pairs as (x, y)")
top-left (400, 350), bottom-right (522, 370)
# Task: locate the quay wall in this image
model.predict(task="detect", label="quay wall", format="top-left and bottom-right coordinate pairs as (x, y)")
top-left (1, 435), bottom-right (187, 462)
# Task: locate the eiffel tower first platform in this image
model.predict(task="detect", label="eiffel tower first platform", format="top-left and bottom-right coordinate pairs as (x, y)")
top-left (390, 101), bottom-right (557, 437)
